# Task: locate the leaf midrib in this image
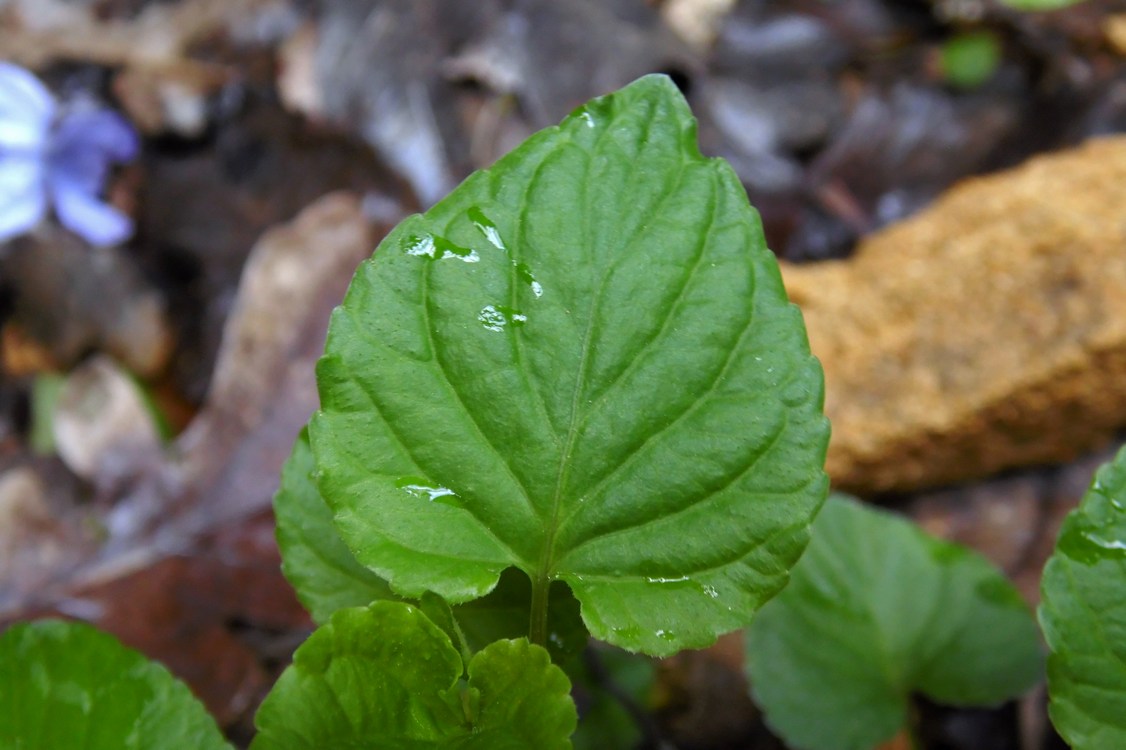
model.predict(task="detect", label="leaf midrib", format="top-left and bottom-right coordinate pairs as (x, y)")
top-left (536, 109), bottom-right (674, 584)
top-left (537, 138), bottom-right (602, 586)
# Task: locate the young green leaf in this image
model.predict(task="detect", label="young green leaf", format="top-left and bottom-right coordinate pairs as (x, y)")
top-left (0, 620), bottom-right (230, 750)
top-left (310, 73), bottom-right (829, 656)
top-left (275, 430), bottom-right (587, 659)
top-left (250, 602), bottom-right (576, 749)
top-left (746, 495), bottom-right (1043, 750)
top-left (1039, 445), bottom-right (1126, 749)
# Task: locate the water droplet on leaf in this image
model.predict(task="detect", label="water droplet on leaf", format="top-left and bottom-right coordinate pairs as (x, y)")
top-left (515, 263), bottom-right (544, 298)
top-left (402, 233), bottom-right (479, 262)
top-left (395, 476), bottom-right (464, 508)
top-left (478, 305), bottom-right (527, 332)
top-left (1082, 532), bottom-right (1126, 554)
top-left (468, 207), bottom-right (506, 250)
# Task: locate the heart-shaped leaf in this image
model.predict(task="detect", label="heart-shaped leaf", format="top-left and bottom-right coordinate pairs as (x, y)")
top-left (250, 602), bottom-right (576, 749)
top-left (1039, 445), bottom-right (1126, 749)
top-left (310, 74), bottom-right (828, 656)
top-left (746, 495), bottom-right (1043, 750)
top-left (0, 620), bottom-right (230, 750)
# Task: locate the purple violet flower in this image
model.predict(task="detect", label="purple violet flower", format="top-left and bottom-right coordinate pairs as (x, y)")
top-left (0, 62), bottom-right (138, 247)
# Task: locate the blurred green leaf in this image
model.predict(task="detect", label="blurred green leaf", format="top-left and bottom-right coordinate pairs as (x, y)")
top-left (29, 374), bottom-right (64, 454)
top-left (746, 495), bottom-right (1043, 750)
top-left (940, 31), bottom-right (1001, 89)
top-left (998, 0), bottom-right (1086, 10)
top-left (570, 646), bottom-right (655, 750)
top-left (0, 620), bottom-right (231, 750)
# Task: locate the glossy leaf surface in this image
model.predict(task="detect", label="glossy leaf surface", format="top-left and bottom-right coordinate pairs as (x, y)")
top-left (0, 620), bottom-right (230, 749)
top-left (1039, 445), bottom-right (1126, 749)
top-left (746, 496), bottom-right (1043, 750)
top-left (310, 74), bottom-right (828, 656)
top-left (251, 602), bottom-right (576, 749)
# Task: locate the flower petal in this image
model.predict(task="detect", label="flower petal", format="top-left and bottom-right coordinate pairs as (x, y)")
top-left (50, 175), bottom-right (132, 246)
top-left (48, 108), bottom-right (139, 196)
top-left (0, 154), bottom-right (46, 242)
top-left (53, 107), bottom-right (138, 162)
top-left (0, 62), bottom-right (54, 150)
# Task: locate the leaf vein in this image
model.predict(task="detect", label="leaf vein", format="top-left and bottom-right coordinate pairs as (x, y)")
top-left (556, 243), bottom-right (764, 536)
top-left (419, 258), bottom-right (539, 526)
top-left (342, 365), bottom-right (522, 565)
top-left (560, 410), bottom-right (789, 557)
top-left (578, 165), bottom-right (712, 420)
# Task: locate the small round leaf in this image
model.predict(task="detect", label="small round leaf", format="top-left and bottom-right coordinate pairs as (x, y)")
top-left (746, 496), bottom-right (1043, 750)
top-left (251, 602), bottom-right (575, 749)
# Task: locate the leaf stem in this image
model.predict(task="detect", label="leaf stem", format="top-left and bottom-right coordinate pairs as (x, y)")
top-left (530, 575), bottom-right (550, 647)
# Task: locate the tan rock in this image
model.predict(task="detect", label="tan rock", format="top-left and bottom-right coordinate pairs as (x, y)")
top-left (782, 136), bottom-right (1126, 493)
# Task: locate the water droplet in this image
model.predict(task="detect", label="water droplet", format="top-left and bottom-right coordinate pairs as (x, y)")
top-left (702, 585), bottom-right (719, 599)
top-left (1083, 533), bottom-right (1126, 553)
top-left (655, 629), bottom-right (675, 642)
top-left (403, 234), bottom-right (434, 257)
top-left (468, 207), bottom-right (506, 250)
top-left (515, 263), bottom-right (544, 298)
top-left (478, 305), bottom-right (527, 332)
top-left (646, 576), bottom-right (690, 584)
top-left (402, 233), bottom-right (479, 263)
top-left (396, 476), bottom-right (462, 506)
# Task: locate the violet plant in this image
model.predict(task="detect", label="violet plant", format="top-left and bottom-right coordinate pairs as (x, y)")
top-left (0, 74), bottom-right (1121, 750)
top-left (0, 62), bottom-right (138, 247)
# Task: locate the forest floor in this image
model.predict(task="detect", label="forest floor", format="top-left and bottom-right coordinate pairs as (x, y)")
top-left (1, 1), bottom-right (1124, 747)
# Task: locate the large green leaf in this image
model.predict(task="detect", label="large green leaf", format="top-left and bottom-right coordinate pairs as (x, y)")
top-left (0, 620), bottom-right (230, 749)
top-left (746, 496), bottom-right (1043, 750)
top-left (1039, 445), bottom-right (1126, 749)
top-left (251, 602), bottom-right (576, 749)
top-left (275, 430), bottom-right (586, 660)
top-left (310, 73), bottom-right (828, 656)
